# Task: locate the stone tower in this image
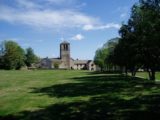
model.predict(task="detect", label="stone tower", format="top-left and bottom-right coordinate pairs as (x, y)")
top-left (60, 41), bottom-right (70, 69)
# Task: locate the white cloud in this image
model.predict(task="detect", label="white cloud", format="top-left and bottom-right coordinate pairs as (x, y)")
top-left (120, 13), bottom-right (127, 18)
top-left (46, 0), bottom-right (75, 5)
top-left (15, 0), bottom-right (41, 9)
top-left (71, 34), bottom-right (84, 41)
top-left (83, 23), bottom-right (121, 31)
top-left (83, 24), bottom-right (94, 31)
top-left (15, 0), bottom-right (76, 7)
top-left (0, 0), bottom-right (120, 31)
top-left (115, 6), bottom-right (130, 19)
top-left (0, 5), bottom-right (98, 30)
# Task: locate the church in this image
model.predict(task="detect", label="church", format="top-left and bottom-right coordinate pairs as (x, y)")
top-left (40, 41), bottom-right (97, 71)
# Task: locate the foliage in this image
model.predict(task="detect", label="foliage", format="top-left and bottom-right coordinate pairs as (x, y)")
top-left (94, 48), bottom-right (109, 71)
top-left (113, 24), bottom-right (140, 76)
top-left (0, 42), bottom-right (5, 69)
top-left (25, 47), bottom-right (38, 67)
top-left (53, 62), bottom-right (60, 69)
top-left (94, 38), bottom-right (119, 71)
top-left (109, 0), bottom-right (160, 80)
top-left (0, 40), bottom-right (38, 70)
top-left (130, 0), bottom-right (160, 80)
top-left (0, 41), bottom-right (25, 70)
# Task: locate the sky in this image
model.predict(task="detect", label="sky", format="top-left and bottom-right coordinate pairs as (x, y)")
top-left (0, 0), bottom-right (139, 60)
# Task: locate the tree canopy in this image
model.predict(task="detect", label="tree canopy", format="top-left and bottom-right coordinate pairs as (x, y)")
top-left (108, 0), bottom-right (160, 80)
top-left (25, 47), bottom-right (38, 67)
top-left (94, 38), bottom-right (119, 71)
top-left (0, 41), bottom-right (25, 70)
top-left (0, 40), bottom-right (38, 70)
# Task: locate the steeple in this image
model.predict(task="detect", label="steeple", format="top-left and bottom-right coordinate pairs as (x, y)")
top-left (60, 41), bottom-right (70, 69)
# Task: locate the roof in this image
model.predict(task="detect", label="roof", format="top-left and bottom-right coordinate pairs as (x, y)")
top-left (50, 58), bottom-right (61, 62)
top-left (70, 58), bottom-right (74, 61)
top-left (87, 60), bottom-right (93, 63)
top-left (41, 58), bottom-right (61, 61)
top-left (74, 60), bottom-right (89, 64)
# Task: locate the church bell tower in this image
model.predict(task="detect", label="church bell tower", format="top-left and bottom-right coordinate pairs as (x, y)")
top-left (60, 41), bottom-right (70, 69)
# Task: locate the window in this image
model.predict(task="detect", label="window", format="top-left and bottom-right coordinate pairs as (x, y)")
top-left (66, 45), bottom-right (68, 51)
top-left (63, 44), bottom-right (68, 51)
top-left (64, 45), bottom-right (66, 50)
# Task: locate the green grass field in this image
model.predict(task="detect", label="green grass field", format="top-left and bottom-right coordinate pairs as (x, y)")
top-left (1, 70), bottom-right (160, 120)
top-left (135, 72), bottom-right (160, 80)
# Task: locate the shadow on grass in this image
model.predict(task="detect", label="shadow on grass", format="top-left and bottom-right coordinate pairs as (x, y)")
top-left (87, 71), bottom-right (123, 75)
top-left (31, 75), bottom-right (156, 98)
top-left (1, 74), bottom-right (160, 120)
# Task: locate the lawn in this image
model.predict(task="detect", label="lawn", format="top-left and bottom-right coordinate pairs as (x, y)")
top-left (135, 72), bottom-right (160, 80)
top-left (1, 70), bottom-right (160, 120)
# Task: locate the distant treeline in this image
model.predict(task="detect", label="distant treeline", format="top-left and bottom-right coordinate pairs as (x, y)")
top-left (0, 40), bottom-right (39, 70)
top-left (94, 0), bottom-right (160, 80)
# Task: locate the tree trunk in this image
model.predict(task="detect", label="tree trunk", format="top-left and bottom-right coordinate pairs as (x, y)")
top-left (125, 67), bottom-right (128, 76)
top-left (100, 67), bottom-right (103, 72)
top-left (131, 67), bottom-right (138, 77)
top-left (131, 71), bottom-right (136, 77)
top-left (148, 69), bottom-right (156, 81)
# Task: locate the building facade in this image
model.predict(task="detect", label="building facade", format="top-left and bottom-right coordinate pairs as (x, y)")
top-left (40, 41), bottom-right (97, 71)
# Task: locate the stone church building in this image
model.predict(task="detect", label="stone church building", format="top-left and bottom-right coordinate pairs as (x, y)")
top-left (40, 41), bottom-right (97, 70)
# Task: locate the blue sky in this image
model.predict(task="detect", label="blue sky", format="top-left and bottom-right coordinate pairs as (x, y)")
top-left (0, 0), bottom-right (139, 60)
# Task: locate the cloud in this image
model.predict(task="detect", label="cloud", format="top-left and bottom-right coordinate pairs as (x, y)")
top-left (71, 34), bottom-right (84, 41)
top-left (15, 0), bottom-right (76, 8)
top-left (0, 5), bottom-right (98, 30)
top-left (15, 0), bottom-right (41, 9)
top-left (120, 13), bottom-right (127, 18)
top-left (0, 0), bottom-right (120, 32)
top-left (83, 24), bottom-right (94, 31)
top-left (83, 23), bottom-right (121, 31)
top-left (46, 0), bottom-right (75, 5)
top-left (115, 6), bottom-right (130, 19)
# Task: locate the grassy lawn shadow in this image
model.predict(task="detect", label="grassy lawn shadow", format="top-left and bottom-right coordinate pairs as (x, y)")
top-left (1, 73), bottom-right (160, 120)
top-left (31, 75), bottom-right (156, 98)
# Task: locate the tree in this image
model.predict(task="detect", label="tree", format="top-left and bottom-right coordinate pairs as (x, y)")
top-left (0, 42), bottom-right (5, 69)
top-left (94, 38), bottom-right (119, 71)
top-left (112, 24), bottom-right (140, 76)
top-left (110, 0), bottom-right (160, 80)
top-left (53, 62), bottom-right (60, 69)
top-left (94, 48), bottom-right (109, 71)
top-left (104, 38), bottom-right (119, 71)
top-left (2, 40), bottom-right (25, 70)
top-left (130, 0), bottom-right (160, 80)
top-left (25, 47), bottom-right (38, 67)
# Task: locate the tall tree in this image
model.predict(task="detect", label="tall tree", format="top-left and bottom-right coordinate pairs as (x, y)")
top-left (111, 0), bottom-right (160, 80)
top-left (94, 38), bottom-right (119, 71)
top-left (25, 47), bottom-right (38, 67)
top-left (0, 42), bottom-right (5, 69)
top-left (2, 41), bottom-right (25, 70)
top-left (113, 24), bottom-right (140, 76)
top-left (130, 0), bottom-right (160, 80)
top-left (108, 0), bottom-right (160, 80)
top-left (94, 48), bottom-right (108, 71)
